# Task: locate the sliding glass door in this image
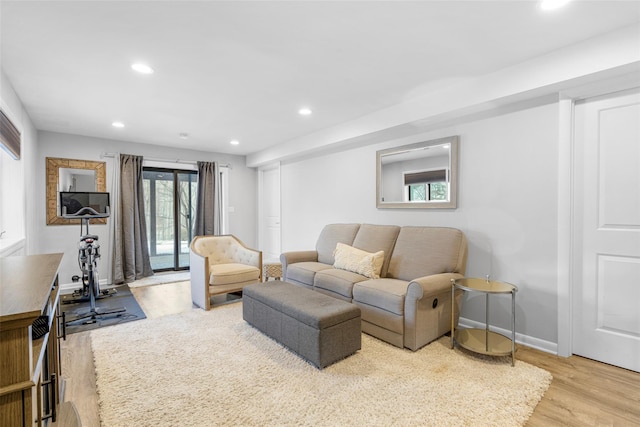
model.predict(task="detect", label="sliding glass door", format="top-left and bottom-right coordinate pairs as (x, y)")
top-left (143, 168), bottom-right (197, 271)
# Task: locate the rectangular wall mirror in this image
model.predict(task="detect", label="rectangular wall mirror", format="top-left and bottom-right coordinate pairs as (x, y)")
top-left (376, 136), bottom-right (459, 209)
top-left (46, 157), bottom-right (107, 225)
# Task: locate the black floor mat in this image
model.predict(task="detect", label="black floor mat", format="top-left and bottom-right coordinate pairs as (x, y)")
top-left (61, 285), bottom-right (146, 335)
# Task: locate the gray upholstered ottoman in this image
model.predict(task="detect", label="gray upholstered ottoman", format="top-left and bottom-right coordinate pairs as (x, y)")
top-left (243, 281), bottom-right (361, 368)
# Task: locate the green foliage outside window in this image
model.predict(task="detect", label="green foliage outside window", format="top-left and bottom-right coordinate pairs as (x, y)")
top-left (429, 183), bottom-right (447, 200)
top-left (409, 184), bottom-right (426, 201)
top-left (409, 182), bottom-right (447, 201)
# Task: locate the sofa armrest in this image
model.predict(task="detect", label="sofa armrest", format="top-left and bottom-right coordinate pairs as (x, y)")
top-left (404, 272), bottom-right (465, 350)
top-left (406, 272), bottom-right (465, 300)
top-left (280, 250), bottom-right (318, 279)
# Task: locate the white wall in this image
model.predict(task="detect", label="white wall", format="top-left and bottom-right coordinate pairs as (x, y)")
top-left (35, 131), bottom-right (257, 285)
top-left (0, 69), bottom-right (38, 256)
top-left (281, 101), bottom-right (559, 348)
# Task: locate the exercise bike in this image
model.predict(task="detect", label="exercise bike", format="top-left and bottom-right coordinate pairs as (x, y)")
top-left (62, 204), bottom-right (126, 325)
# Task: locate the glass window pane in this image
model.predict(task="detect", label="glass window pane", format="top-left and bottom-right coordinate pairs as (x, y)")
top-left (143, 170), bottom-right (175, 270)
top-left (409, 184), bottom-right (427, 201)
top-left (156, 176), bottom-right (175, 270)
top-left (429, 182), bottom-right (448, 200)
top-left (143, 168), bottom-right (197, 271)
top-left (177, 172), bottom-right (197, 268)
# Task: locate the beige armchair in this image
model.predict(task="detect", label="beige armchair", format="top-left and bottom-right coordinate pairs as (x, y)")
top-left (190, 235), bottom-right (262, 310)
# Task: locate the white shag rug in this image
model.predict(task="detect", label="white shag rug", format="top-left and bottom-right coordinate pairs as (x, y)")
top-left (91, 303), bottom-right (552, 427)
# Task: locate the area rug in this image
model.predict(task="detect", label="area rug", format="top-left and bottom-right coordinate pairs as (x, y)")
top-left (90, 303), bottom-right (552, 427)
top-left (62, 285), bottom-right (145, 334)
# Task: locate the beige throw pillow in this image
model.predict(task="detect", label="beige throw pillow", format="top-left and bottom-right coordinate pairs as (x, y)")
top-left (333, 243), bottom-right (384, 279)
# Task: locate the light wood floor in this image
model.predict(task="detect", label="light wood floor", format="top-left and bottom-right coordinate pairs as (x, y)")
top-left (55, 281), bottom-right (640, 427)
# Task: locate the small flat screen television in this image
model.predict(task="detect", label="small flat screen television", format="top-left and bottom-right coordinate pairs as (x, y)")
top-left (60, 191), bottom-right (110, 216)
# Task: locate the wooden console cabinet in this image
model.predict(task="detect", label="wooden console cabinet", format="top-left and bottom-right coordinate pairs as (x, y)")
top-left (0, 253), bottom-right (73, 426)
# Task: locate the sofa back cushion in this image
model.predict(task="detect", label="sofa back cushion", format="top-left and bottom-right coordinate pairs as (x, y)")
top-left (316, 224), bottom-right (361, 265)
top-left (351, 224), bottom-right (401, 278)
top-left (387, 227), bottom-right (467, 281)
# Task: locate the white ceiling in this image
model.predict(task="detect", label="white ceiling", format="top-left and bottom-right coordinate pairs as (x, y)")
top-left (1, 1), bottom-right (639, 157)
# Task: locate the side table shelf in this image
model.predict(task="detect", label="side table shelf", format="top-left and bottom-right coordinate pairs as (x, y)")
top-left (450, 277), bottom-right (518, 366)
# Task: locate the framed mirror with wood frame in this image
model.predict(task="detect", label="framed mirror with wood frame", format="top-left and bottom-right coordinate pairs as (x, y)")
top-left (46, 157), bottom-right (107, 225)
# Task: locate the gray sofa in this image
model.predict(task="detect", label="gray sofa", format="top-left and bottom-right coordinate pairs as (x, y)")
top-left (280, 223), bottom-right (468, 351)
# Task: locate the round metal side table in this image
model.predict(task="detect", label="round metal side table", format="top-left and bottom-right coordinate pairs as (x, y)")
top-left (450, 277), bottom-right (518, 366)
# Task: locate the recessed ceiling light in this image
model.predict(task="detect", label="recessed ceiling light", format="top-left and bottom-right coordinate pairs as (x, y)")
top-left (112, 121), bottom-right (125, 128)
top-left (299, 108), bottom-right (312, 116)
top-left (131, 63), bottom-right (154, 74)
top-left (539, 0), bottom-right (571, 11)
top-left (230, 140), bottom-right (240, 146)
top-left (179, 132), bottom-right (189, 139)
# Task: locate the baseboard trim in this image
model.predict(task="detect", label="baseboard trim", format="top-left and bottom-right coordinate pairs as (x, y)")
top-left (458, 317), bottom-right (558, 355)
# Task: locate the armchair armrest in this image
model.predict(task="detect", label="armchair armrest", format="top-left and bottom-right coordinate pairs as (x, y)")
top-left (189, 248), bottom-right (210, 310)
top-left (226, 237), bottom-right (262, 281)
top-left (406, 272), bottom-right (465, 301)
top-left (231, 243), bottom-right (262, 269)
top-left (280, 250), bottom-right (318, 278)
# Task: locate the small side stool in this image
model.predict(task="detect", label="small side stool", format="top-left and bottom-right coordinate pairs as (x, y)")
top-left (263, 260), bottom-right (282, 282)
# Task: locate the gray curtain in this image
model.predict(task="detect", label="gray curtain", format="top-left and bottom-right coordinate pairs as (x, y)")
top-left (112, 154), bottom-right (153, 283)
top-left (194, 161), bottom-right (220, 236)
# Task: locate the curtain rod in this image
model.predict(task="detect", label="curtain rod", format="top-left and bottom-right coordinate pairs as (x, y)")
top-left (100, 152), bottom-right (231, 168)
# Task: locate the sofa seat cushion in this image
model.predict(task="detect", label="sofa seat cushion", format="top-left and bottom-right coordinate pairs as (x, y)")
top-left (209, 263), bottom-right (260, 286)
top-left (286, 262), bottom-right (333, 287)
top-left (352, 278), bottom-right (411, 316)
top-left (314, 268), bottom-right (369, 300)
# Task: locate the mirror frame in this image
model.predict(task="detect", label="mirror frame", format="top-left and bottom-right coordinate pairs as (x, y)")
top-left (376, 135), bottom-right (459, 209)
top-left (46, 157), bottom-right (107, 225)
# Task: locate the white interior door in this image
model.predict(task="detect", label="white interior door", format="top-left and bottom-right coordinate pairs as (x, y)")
top-left (573, 89), bottom-right (640, 372)
top-left (258, 165), bottom-right (281, 261)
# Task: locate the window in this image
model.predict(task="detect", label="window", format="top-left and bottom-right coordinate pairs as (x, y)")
top-left (143, 168), bottom-right (198, 271)
top-left (0, 109), bottom-right (20, 160)
top-left (408, 184), bottom-right (426, 201)
top-left (404, 168), bottom-right (449, 202)
top-left (408, 182), bottom-right (448, 201)
top-left (0, 108), bottom-right (23, 243)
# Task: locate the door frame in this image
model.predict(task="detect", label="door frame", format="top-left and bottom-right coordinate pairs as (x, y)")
top-left (257, 162), bottom-right (281, 260)
top-left (556, 96), bottom-right (574, 357)
top-left (142, 166), bottom-right (198, 272)
top-left (557, 80), bottom-right (640, 358)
